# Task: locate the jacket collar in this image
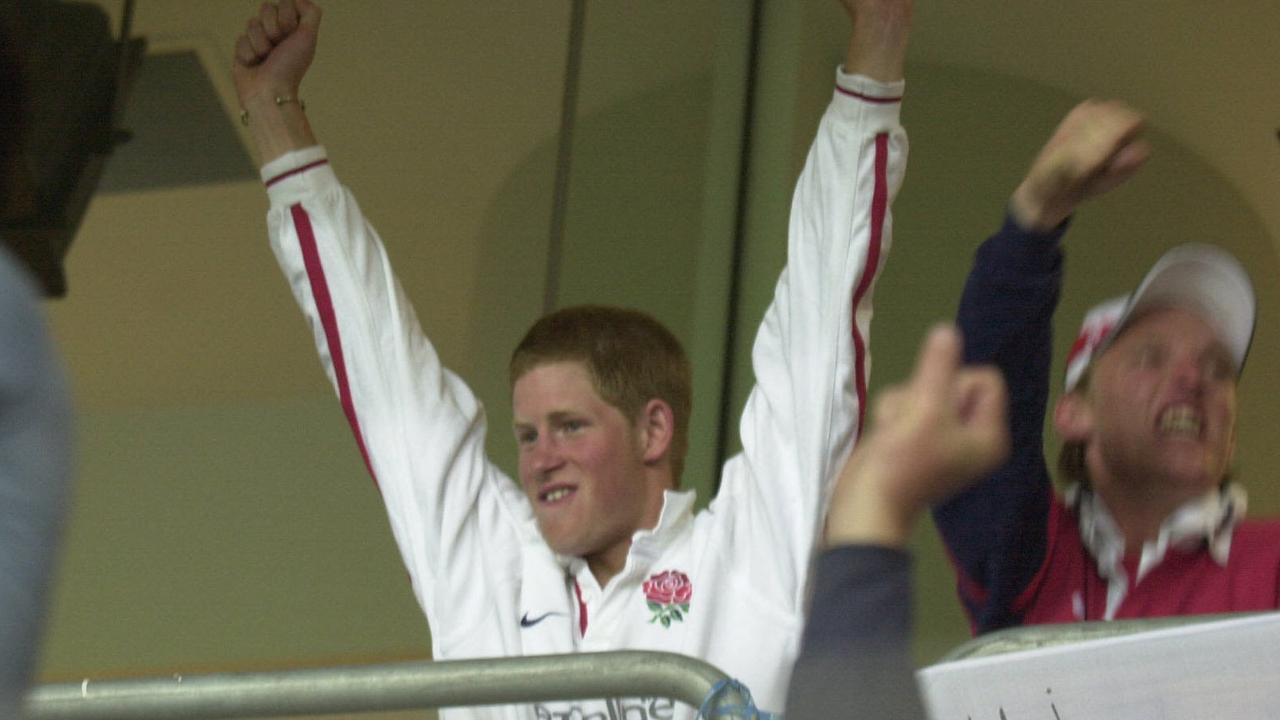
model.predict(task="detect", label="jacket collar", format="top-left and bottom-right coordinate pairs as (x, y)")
top-left (564, 489), bottom-right (697, 591)
top-left (1068, 482), bottom-right (1247, 618)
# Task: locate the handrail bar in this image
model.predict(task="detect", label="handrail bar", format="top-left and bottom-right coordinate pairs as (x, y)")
top-left (25, 651), bottom-right (739, 719)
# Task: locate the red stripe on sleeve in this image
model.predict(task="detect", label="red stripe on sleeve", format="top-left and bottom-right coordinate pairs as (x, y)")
top-left (290, 203), bottom-right (379, 487)
top-left (848, 132), bottom-right (889, 439)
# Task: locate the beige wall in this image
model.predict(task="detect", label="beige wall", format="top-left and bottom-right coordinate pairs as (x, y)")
top-left (37, 0), bottom-right (1280, 698)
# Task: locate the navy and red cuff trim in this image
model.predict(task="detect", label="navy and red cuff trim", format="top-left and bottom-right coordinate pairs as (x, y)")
top-left (265, 158), bottom-right (330, 188)
top-left (835, 85), bottom-right (902, 104)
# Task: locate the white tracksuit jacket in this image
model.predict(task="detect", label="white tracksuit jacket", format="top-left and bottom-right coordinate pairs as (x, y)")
top-left (261, 70), bottom-right (907, 720)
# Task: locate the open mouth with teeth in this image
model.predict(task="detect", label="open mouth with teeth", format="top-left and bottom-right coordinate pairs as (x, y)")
top-left (539, 486), bottom-right (577, 504)
top-left (1158, 406), bottom-right (1202, 437)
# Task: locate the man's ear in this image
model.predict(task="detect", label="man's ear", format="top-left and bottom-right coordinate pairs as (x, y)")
top-left (637, 399), bottom-right (675, 465)
top-left (1053, 392), bottom-right (1094, 441)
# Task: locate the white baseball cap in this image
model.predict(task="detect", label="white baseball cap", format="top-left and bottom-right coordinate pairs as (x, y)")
top-left (1063, 243), bottom-right (1256, 393)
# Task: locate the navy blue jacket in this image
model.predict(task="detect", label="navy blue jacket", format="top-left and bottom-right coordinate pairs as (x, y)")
top-left (933, 214), bottom-right (1068, 633)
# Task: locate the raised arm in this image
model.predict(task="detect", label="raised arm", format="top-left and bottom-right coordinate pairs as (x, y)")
top-left (231, 1), bottom-right (527, 651)
top-left (232, 0), bottom-right (320, 163)
top-left (936, 100), bottom-right (1149, 632)
top-left (788, 326), bottom-right (1009, 720)
top-left (723, 0), bottom-right (911, 611)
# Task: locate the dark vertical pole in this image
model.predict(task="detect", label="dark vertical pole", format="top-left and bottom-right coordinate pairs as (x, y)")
top-left (712, 0), bottom-right (763, 486)
top-left (114, 0), bottom-right (138, 113)
top-left (110, 0), bottom-right (144, 151)
top-left (543, 0), bottom-right (587, 315)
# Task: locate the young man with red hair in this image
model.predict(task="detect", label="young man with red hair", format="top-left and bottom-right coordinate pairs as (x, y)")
top-left (233, 1), bottom-right (913, 715)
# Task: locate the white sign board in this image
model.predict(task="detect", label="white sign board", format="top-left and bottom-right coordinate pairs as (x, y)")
top-left (918, 613), bottom-right (1280, 719)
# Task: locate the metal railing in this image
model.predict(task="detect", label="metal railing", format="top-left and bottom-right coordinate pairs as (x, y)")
top-left (26, 651), bottom-right (744, 719)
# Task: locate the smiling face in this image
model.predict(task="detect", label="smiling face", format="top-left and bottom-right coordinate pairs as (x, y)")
top-left (511, 361), bottom-right (667, 571)
top-left (1059, 306), bottom-right (1238, 502)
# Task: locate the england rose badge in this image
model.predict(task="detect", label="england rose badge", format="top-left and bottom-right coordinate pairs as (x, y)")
top-left (643, 570), bottom-right (692, 627)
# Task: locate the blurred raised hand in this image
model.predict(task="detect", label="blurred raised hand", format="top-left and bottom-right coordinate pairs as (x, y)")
top-left (825, 325), bottom-right (1010, 547)
top-left (1010, 99), bottom-right (1150, 232)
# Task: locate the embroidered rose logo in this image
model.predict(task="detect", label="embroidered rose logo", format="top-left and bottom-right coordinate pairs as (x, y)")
top-left (643, 570), bottom-right (692, 628)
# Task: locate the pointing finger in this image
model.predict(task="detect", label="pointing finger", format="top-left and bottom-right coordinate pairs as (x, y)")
top-left (909, 323), bottom-right (963, 400)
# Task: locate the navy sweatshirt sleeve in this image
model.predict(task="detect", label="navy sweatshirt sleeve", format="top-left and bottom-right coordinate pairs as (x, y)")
top-left (932, 213), bottom-right (1066, 633)
top-left (786, 545), bottom-right (925, 720)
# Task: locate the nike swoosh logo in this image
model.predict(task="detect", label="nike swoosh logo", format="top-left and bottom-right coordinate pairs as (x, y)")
top-left (520, 611), bottom-right (565, 628)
